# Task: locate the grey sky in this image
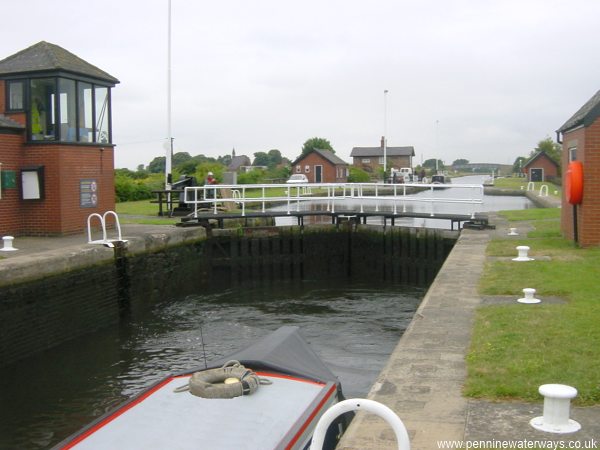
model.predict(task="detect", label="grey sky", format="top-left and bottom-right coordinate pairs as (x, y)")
top-left (2, 0), bottom-right (599, 169)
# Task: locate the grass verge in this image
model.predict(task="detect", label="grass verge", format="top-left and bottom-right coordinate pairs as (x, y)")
top-left (465, 208), bottom-right (600, 405)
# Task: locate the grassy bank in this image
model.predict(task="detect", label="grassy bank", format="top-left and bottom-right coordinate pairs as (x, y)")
top-left (492, 177), bottom-right (562, 198)
top-left (465, 208), bottom-right (600, 405)
top-left (115, 200), bottom-right (179, 225)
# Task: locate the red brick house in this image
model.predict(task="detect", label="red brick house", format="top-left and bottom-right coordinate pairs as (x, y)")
top-left (556, 89), bottom-right (600, 247)
top-left (350, 137), bottom-right (415, 174)
top-left (0, 42), bottom-right (119, 236)
top-left (521, 150), bottom-right (559, 182)
top-left (291, 149), bottom-right (348, 183)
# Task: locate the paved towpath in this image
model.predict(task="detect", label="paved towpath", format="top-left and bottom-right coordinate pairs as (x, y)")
top-left (338, 217), bottom-right (600, 449)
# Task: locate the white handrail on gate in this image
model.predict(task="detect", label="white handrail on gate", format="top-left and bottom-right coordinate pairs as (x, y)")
top-left (309, 398), bottom-right (410, 450)
top-left (539, 184), bottom-right (548, 197)
top-left (87, 211), bottom-right (126, 247)
top-left (183, 182), bottom-right (484, 218)
top-left (527, 181), bottom-right (535, 191)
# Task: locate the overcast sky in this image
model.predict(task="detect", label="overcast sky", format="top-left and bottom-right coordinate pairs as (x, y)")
top-left (2, 0), bottom-right (599, 169)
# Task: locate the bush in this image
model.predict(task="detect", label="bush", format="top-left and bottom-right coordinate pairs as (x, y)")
top-left (348, 167), bottom-right (371, 182)
top-left (115, 173), bottom-right (163, 202)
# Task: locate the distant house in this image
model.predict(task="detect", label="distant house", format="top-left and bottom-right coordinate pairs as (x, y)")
top-left (291, 149), bottom-right (348, 183)
top-left (227, 154), bottom-right (252, 172)
top-left (557, 89), bottom-right (600, 247)
top-left (350, 137), bottom-right (415, 174)
top-left (521, 151), bottom-right (559, 182)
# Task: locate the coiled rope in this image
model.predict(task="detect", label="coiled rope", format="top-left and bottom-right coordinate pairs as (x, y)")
top-left (174, 360), bottom-right (272, 399)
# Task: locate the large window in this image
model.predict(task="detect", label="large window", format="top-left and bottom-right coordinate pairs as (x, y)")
top-left (95, 87), bottom-right (109, 143)
top-left (77, 82), bottom-right (93, 142)
top-left (20, 76), bottom-right (112, 144)
top-left (30, 78), bottom-right (56, 141)
top-left (59, 78), bottom-right (76, 142)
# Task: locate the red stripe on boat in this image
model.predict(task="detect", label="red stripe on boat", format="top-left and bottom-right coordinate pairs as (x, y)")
top-left (285, 383), bottom-right (338, 450)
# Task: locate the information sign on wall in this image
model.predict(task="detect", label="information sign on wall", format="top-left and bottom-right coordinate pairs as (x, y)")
top-left (80, 179), bottom-right (98, 208)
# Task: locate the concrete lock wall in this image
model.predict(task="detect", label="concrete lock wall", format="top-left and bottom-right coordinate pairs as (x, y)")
top-left (0, 225), bottom-right (457, 367)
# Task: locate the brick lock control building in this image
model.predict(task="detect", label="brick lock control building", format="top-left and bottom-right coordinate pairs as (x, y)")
top-left (0, 41), bottom-right (119, 236)
top-left (291, 149), bottom-right (349, 183)
top-left (557, 89), bottom-right (600, 247)
top-left (521, 150), bottom-right (559, 182)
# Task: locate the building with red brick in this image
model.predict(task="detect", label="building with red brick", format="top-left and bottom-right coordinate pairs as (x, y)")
top-left (521, 150), bottom-right (559, 182)
top-left (291, 149), bottom-right (348, 183)
top-left (0, 42), bottom-right (118, 236)
top-left (350, 137), bottom-right (415, 176)
top-left (557, 89), bottom-right (600, 247)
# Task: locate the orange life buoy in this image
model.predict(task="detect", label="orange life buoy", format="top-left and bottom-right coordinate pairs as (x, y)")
top-left (565, 161), bottom-right (584, 205)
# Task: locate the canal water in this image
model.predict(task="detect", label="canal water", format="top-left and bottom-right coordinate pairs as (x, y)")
top-left (0, 280), bottom-right (424, 449)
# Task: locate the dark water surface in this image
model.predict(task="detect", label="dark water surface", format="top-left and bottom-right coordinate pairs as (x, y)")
top-left (0, 281), bottom-right (424, 449)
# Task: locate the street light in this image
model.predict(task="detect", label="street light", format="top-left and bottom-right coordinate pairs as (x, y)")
top-left (383, 89), bottom-right (388, 178)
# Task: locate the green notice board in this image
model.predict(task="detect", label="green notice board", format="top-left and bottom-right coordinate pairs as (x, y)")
top-left (1, 170), bottom-right (17, 189)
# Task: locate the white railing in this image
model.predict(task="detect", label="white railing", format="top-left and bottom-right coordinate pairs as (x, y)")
top-left (87, 211), bottom-right (125, 247)
top-left (310, 398), bottom-right (410, 450)
top-left (183, 182), bottom-right (484, 219)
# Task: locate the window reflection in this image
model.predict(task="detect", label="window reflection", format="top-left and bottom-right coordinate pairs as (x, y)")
top-left (95, 87), bottom-right (109, 143)
top-left (59, 78), bottom-right (76, 142)
top-left (30, 78), bottom-right (56, 141)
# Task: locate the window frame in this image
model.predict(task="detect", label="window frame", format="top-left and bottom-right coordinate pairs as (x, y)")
top-left (6, 80), bottom-right (25, 111)
top-left (6, 75), bottom-right (113, 145)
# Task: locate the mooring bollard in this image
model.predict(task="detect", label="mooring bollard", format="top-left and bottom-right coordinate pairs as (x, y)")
top-left (0, 236), bottom-right (18, 252)
top-left (512, 245), bottom-right (533, 261)
top-left (530, 384), bottom-right (581, 433)
top-left (517, 288), bottom-right (541, 304)
top-left (508, 228), bottom-right (519, 236)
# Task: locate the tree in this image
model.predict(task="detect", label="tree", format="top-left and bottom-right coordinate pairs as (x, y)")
top-left (267, 149), bottom-right (283, 166)
top-left (452, 159), bottom-right (469, 167)
top-left (422, 158), bottom-right (444, 170)
top-left (172, 152), bottom-right (192, 167)
top-left (253, 152), bottom-right (270, 167)
top-left (532, 137), bottom-right (561, 165)
top-left (301, 137), bottom-right (334, 157)
top-left (148, 156), bottom-right (166, 173)
top-left (512, 156), bottom-right (527, 175)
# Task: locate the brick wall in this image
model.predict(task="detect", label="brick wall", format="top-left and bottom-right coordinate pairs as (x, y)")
top-left (352, 155), bottom-right (411, 175)
top-left (561, 121), bottom-right (600, 247)
top-left (294, 153), bottom-right (347, 182)
top-left (525, 155), bottom-right (558, 180)
top-left (0, 132), bottom-right (25, 236)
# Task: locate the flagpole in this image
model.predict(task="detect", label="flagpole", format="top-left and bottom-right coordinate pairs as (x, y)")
top-left (165, 0), bottom-right (173, 189)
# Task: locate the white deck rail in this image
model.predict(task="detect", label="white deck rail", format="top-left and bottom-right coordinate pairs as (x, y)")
top-left (183, 182), bottom-right (484, 219)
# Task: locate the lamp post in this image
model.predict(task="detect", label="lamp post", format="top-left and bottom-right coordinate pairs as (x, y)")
top-left (383, 89), bottom-right (388, 179)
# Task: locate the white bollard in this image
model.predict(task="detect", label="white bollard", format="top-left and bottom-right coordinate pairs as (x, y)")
top-left (530, 384), bottom-right (581, 433)
top-left (512, 246), bottom-right (533, 262)
top-left (508, 228), bottom-right (519, 236)
top-left (0, 236), bottom-right (18, 252)
top-left (517, 288), bottom-right (541, 304)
